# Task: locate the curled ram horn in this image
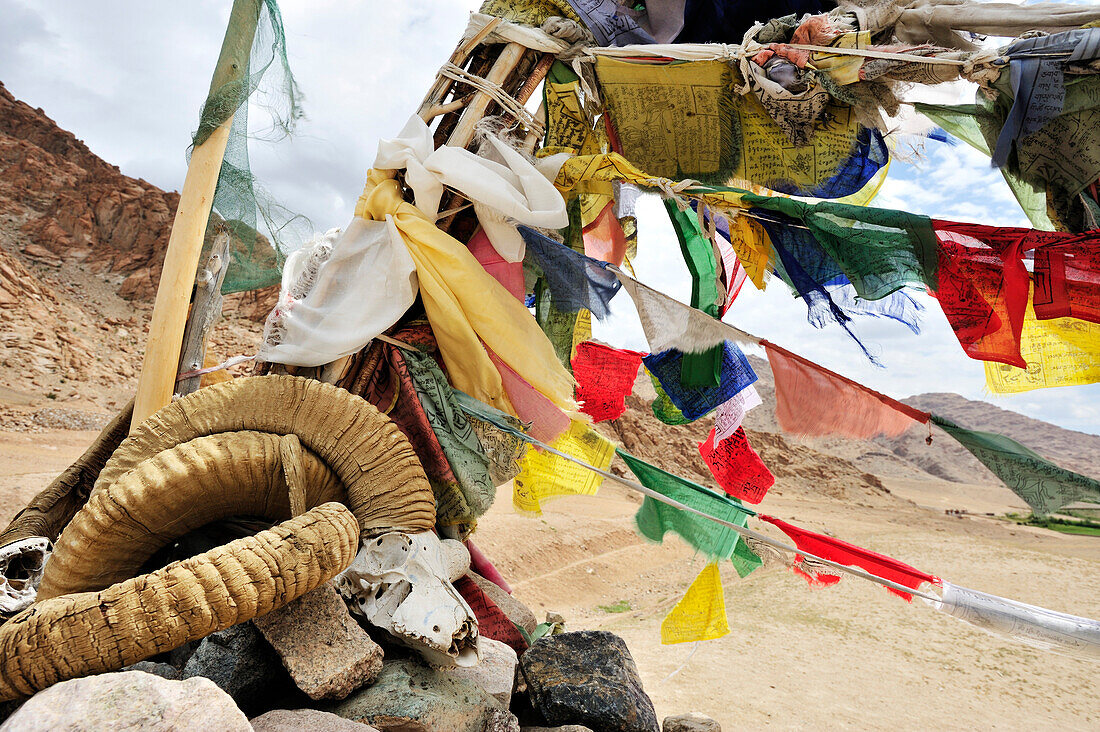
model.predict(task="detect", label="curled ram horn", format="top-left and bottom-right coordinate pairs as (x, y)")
top-left (40, 376), bottom-right (436, 599)
top-left (337, 531), bottom-right (480, 668)
top-left (0, 503), bottom-right (361, 702)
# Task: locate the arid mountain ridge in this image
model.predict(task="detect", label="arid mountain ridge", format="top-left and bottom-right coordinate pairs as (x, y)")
top-left (1, 81), bottom-right (1097, 501)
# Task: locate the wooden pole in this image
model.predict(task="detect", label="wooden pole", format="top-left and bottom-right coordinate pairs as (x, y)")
top-left (131, 0), bottom-right (263, 431)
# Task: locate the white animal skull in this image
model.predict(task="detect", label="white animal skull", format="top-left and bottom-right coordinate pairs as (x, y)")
top-left (0, 537), bottom-right (50, 615)
top-left (336, 531), bottom-right (480, 667)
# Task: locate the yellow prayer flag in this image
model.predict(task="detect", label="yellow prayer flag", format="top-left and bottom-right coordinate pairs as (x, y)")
top-left (513, 420), bottom-right (615, 514)
top-left (985, 308), bottom-right (1100, 393)
top-left (661, 563), bottom-right (730, 645)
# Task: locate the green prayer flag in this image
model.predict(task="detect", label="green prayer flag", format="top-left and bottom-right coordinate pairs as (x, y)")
top-left (931, 414), bottom-right (1100, 516)
top-left (740, 194), bottom-right (939, 301)
top-left (664, 199), bottom-right (723, 388)
top-left (618, 449), bottom-right (761, 577)
top-left (646, 369), bottom-right (691, 425)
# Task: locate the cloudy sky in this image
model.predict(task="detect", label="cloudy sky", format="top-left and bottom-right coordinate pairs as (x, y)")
top-left (2, 0), bottom-right (1098, 435)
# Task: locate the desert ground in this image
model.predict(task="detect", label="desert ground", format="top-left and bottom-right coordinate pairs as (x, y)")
top-left (4, 427), bottom-right (1096, 730)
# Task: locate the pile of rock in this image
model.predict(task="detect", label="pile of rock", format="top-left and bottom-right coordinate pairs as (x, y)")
top-left (0, 575), bottom-right (721, 731)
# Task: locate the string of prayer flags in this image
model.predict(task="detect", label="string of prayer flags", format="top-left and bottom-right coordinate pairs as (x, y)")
top-left (572, 342), bottom-right (643, 422)
top-left (520, 226), bottom-right (622, 319)
top-left (618, 449), bottom-right (761, 576)
top-left (984, 308), bottom-right (1100, 393)
top-left (699, 427), bottom-right (775, 504)
top-left (764, 341), bottom-right (928, 439)
top-left (759, 516), bottom-right (937, 601)
top-left (513, 420), bottom-right (615, 515)
top-left (614, 271), bottom-right (760, 354)
top-left (660, 563), bottom-right (730, 645)
top-left (713, 385), bottom-right (762, 443)
top-left (643, 342), bottom-right (758, 421)
top-left (931, 220), bottom-right (1030, 368)
top-left (930, 414), bottom-right (1100, 516)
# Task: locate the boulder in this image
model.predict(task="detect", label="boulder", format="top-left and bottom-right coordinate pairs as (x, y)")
top-left (327, 658), bottom-right (504, 732)
top-left (120, 661), bottom-right (181, 680)
top-left (520, 631), bottom-right (658, 732)
top-left (250, 709), bottom-right (380, 731)
top-left (253, 584), bottom-right (383, 700)
top-left (0, 670), bottom-right (250, 731)
top-left (662, 712), bottom-right (721, 732)
top-left (485, 709), bottom-right (521, 732)
top-left (443, 637), bottom-right (517, 707)
top-left (182, 622), bottom-right (299, 716)
top-left (520, 727), bottom-right (594, 732)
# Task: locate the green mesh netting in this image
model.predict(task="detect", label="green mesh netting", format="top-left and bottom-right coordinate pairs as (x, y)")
top-left (191, 0), bottom-right (307, 294)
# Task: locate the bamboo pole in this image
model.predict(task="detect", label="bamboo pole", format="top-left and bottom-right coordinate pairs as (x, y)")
top-left (130, 0), bottom-right (262, 431)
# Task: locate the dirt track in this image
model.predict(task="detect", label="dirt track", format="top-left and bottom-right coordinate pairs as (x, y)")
top-left (3, 431), bottom-right (1097, 730)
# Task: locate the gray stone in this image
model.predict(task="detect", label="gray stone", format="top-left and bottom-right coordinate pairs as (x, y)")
top-left (520, 631), bottom-right (658, 732)
top-left (122, 661), bottom-right (181, 680)
top-left (442, 637), bottom-right (517, 707)
top-left (253, 584), bottom-right (383, 700)
top-left (662, 712), bottom-right (721, 732)
top-left (250, 708), bottom-right (380, 731)
top-left (327, 658), bottom-right (504, 732)
top-left (0, 670), bottom-right (250, 731)
top-left (182, 622), bottom-right (295, 716)
top-left (466, 572), bottom-right (537, 635)
top-left (485, 709), bottom-right (521, 732)
top-left (521, 727), bottom-right (594, 732)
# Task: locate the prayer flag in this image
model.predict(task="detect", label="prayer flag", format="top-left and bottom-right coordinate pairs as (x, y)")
top-left (513, 421), bottom-right (615, 515)
top-left (643, 342), bottom-right (758, 421)
top-left (619, 449), bottom-right (760, 574)
top-left (764, 341), bottom-right (927, 439)
top-left (486, 348), bottom-right (570, 443)
top-left (931, 414), bottom-right (1100, 516)
top-left (467, 228), bottom-right (524, 302)
top-left (520, 226), bottom-right (622, 320)
top-left (572, 342), bottom-right (643, 422)
top-left (661, 563), bottom-right (730, 645)
top-left (713, 385), bottom-right (762, 443)
top-left (699, 427), bottom-right (775, 505)
top-left (984, 308), bottom-right (1100, 393)
top-left (760, 515), bottom-right (937, 601)
top-left (582, 198), bottom-right (628, 266)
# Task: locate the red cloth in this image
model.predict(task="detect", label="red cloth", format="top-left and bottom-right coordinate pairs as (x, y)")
top-left (764, 341), bottom-right (928, 439)
top-left (1029, 231), bottom-right (1100, 324)
top-left (571, 342), bottom-right (643, 422)
top-left (760, 515), bottom-right (937, 601)
top-left (468, 228), bottom-right (525, 302)
top-left (453, 575), bottom-right (528, 655)
top-left (465, 539), bottom-right (512, 594)
top-left (932, 221), bottom-right (1031, 367)
top-left (698, 427), bottom-right (774, 504)
top-left (582, 200), bottom-right (628, 266)
top-left (716, 236), bottom-right (747, 317)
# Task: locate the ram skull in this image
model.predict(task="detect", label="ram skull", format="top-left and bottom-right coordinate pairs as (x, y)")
top-left (337, 531), bottom-right (479, 667)
top-left (0, 537), bottom-right (50, 615)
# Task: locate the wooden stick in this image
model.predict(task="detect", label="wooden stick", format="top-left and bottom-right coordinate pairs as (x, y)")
top-left (175, 230), bottom-right (230, 397)
top-left (446, 42), bottom-right (528, 151)
top-left (131, 0), bottom-right (263, 431)
top-left (417, 16), bottom-right (502, 121)
top-left (424, 94), bottom-right (474, 122)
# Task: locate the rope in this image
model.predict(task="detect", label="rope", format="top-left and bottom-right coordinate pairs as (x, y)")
top-left (438, 62), bottom-right (545, 138)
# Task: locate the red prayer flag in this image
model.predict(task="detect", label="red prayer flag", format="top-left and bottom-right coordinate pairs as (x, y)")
top-left (468, 228), bottom-right (525, 302)
top-left (572, 342), bottom-right (643, 422)
top-left (1030, 232), bottom-right (1100, 325)
top-left (760, 515), bottom-right (937, 601)
top-left (931, 221), bottom-right (1030, 368)
top-left (698, 426), bottom-right (774, 504)
top-left (453, 575), bottom-right (528, 655)
top-left (582, 200), bottom-right (628, 266)
top-left (764, 341), bottom-right (928, 439)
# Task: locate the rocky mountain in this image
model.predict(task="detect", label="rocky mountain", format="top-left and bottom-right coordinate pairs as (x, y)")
top-left (0, 83), bottom-right (270, 416)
